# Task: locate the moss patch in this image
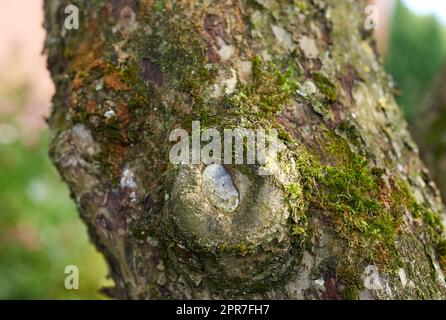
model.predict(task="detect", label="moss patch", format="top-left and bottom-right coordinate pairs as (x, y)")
top-left (283, 132), bottom-right (410, 298)
top-left (222, 56), bottom-right (298, 123)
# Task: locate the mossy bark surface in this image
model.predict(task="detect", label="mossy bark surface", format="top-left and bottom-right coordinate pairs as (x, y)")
top-left (45, 0), bottom-right (446, 299)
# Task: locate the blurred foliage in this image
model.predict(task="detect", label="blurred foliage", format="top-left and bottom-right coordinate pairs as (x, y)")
top-left (0, 84), bottom-right (111, 299)
top-left (385, 0), bottom-right (446, 121)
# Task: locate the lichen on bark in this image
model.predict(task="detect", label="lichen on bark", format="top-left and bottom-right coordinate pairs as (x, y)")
top-left (45, 0), bottom-right (446, 299)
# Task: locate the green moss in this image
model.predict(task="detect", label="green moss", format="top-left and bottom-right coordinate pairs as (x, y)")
top-left (395, 180), bottom-right (443, 235)
top-left (237, 242), bottom-right (256, 256)
top-left (312, 72), bottom-right (338, 103)
top-left (136, 4), bottom-right (220, 122)
top-left (281, 132), bottom-right (408, 293)
top-left (337, 121), bottom-right (364, 151)
top-left (335, 261), bottom-right (363, 299)
top-left (285, 182), bottom-right (306, 236)
top-left (371, 167), bottom-right (385, 177)
top-left (170, 55), bottom-right (299, 135)
top-left (341, 286), bottom-right (360, 300)
top-left (438, 240), bottom-right (446, 272)
top-left (214, 241), bottom-right (255, 256)
top-left (296, 0), bottom-right (308, 13)
top-left (320, 142), bottom-right (402, 270)
top-left (227, 56), bottom-right (298, 117)
top-left (393, 179), bottom-right (445, 271)
top-left (153, 0), bottom-right (164, 12)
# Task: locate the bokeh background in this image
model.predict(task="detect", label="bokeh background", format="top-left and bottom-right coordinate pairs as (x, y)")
top-left (0, 0), bottom-right (445, 299)
top-left (0, 0), bottom-right (110, 299)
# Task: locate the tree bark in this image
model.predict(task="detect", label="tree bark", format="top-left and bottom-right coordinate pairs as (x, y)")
top-left (44, 0), bottom-right (446, 299)
top-left (414, 61), bottom-right (446, 206)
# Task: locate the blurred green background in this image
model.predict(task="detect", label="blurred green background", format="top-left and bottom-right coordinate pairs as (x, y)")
top-left (0, 0), bottom-right (111, 299)
top-left (385, 0), bottom-right (446, 121)
top-left (0, 0), bottom-right (446, 299)
top-left (0, 84), bottom-right (111, 299)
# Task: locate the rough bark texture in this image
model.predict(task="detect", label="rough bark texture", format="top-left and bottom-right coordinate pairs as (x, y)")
top-left (415, 61), bottom-right (446, 206)
top-left (44, 0), bottom-right (446, 299)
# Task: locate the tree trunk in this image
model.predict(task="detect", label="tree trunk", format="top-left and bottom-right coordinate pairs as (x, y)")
top-left (44, 0), bottom-right (446, 299)
top-left (414, 61), bottom-right (446, 206)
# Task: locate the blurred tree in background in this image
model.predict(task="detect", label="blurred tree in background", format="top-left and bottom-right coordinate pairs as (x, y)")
top-left (385, 0), bottom-right (446, 122)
